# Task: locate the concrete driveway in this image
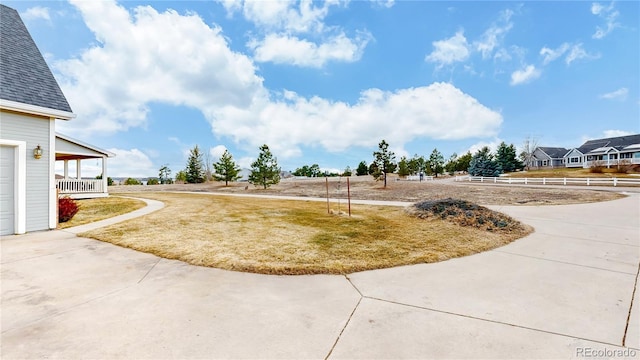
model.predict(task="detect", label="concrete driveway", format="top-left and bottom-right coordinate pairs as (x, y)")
top-left (1, 193), bottom-right (639, 359)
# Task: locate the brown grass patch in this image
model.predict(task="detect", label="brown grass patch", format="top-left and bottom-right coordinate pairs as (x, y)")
top-left (80, 192), bottom-right (532, 275)
top-left (508, 167), bottom-right (637, 178)
top-left (110, 175), bottom-right (625, 205)
top-left (58, 197), bottom-right (146, 229)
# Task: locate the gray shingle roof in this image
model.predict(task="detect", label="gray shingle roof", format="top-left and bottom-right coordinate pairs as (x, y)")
top-left (0, 4), bottom-right (72, 113)
top-left (538, 147), bottom-right (569, 159)
top-left (577, 134), bottom-right (640, 154)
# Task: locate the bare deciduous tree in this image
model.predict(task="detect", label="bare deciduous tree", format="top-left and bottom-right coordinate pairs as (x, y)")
top-left (520, 136), bottom-right (539, 170)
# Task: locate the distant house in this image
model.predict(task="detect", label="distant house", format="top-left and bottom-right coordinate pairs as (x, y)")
top-left (529, 147), bottom-right (569, 168)
top-left (531, 134), bottom-right (640, 171)
top-left (0, 5), bottom-right (112, 235)
top-left (569, 134), bottom-right (640, 168)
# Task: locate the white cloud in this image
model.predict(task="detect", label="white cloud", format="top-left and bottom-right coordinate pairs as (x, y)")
top-left (56, 0), bottom-right (265, 137)
top-left (510, 65), bottom-right (541, 85)
top-left (425, 31), bottom-right (470, 68)
top-left (223, 0), bottom-right (370, 68)
top-left (210, 82), bottom-right (503, 157)
top-left (467, 139), bottom-right (503, 155)
top-left (231, 0), bottom-right (341, 34)
top-left (426, 8), bottom-right (517, 69)
top-left (565, 43), bottom-right (599, 65)
top-left (540, 43), bottom-right (599, 66)
top-left (599, 88), bottom-right (628, 101)
top-left (493, 48), bottom-right (512, 62)
top-left (602, 130), bottom-right (634, 138)
top-left (474, 9), bottom-right (514, 59)
top-left (21, 6), bottom-right (51, 21)
top-left (540, 43), bottom-right (570, 65)
top-left (237, 156), bottom-right (254, 169)
top-left (57, 1), bottom-right (502, 161)
top-left (210, 145), bottom-right (228, 160)
top-left (591, 2), bottom-right (619, 39)
top-left (370, 0), bottom-right (395, 9)
top-left (249, 32), bottom-right (371, 68)
top-left (107, 148), bottom-right (156, 178)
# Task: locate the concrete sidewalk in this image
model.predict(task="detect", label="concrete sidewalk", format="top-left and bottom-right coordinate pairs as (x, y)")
top-left (1, 194), bottom-right (638, 359)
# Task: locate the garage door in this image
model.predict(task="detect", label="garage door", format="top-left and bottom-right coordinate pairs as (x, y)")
top-left (0, 145), bottom-right (15, 235)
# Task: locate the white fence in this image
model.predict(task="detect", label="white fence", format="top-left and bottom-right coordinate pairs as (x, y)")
top-left (56, 179), bottom-right (105, 194)
top-left (454, 175), bottom-right (640, 187)
top-left (403, 175), bottom-right (434, 181)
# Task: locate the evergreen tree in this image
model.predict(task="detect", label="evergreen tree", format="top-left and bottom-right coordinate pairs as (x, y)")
top-left (468, 146), bottom-right (502, 176)
top-left (372, 140), bottom-right (396, 187)
top-left (429, 148), bottom-right (445, 177)
top-left (356, 161), bottom-right (368, 176)
top-left (342, 166), bottom-right (352, 176)
top-left (213, 150), bottom-right (241, 186)
top-left (397, 156), bottom-right (411, 178)
top-left (185, 145), bottom-right (205, 183)
top-left (158, 165), bottom-right (173, 184)
top-left (292, 164), bottom-right (321, 177)
top-left (495, 142), bottom-right (523, 173)
top-left (409, 154), bottom-right (427, 179)
top-left (444, 153), bottom-right (458, 175)
top-left (368, 162), bottom-right (379, 175)
top-left (249, 145), bottom-right (280, 189)
top-left (456, 152), bottom-right (473, 172)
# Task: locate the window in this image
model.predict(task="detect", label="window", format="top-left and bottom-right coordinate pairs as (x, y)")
top-left (570, 157), bottom-right (580, 163)
top-left (634, 152), bottom-right (640, 158)
top-left (620, 153), bottom-right (632, 159)
top-left (609, 154), bottom-right (618, 160)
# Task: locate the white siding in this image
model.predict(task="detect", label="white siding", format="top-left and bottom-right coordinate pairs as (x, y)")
top-left (0, 110), bottom-right (52, 232)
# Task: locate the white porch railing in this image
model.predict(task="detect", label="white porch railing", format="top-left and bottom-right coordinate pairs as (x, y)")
top-left (454, 175), bottom-right (640, 187)
top-left (584, 158), bottom-right (640, 168)
top-left (56, 179), bottom-right (105, 194)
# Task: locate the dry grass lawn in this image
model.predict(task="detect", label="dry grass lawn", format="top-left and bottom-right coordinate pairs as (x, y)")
top-left (111, 175), bottom-right (625, 205)
top-left (80, 192), bottom-right (532, 275)
top-left (508, 167), bottom-right (638, 178)
top-left (58, 197), bottom-right (146, 229)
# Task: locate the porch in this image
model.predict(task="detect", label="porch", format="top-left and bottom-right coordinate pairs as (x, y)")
top-left (55, 133), bottom-right (115, 199)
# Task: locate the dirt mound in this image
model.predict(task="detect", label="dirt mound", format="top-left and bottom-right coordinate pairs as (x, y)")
top-left (407, 198), bottom-right (527, 233)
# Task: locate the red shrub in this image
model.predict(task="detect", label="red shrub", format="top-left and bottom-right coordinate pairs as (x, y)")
top-left (58, 197), bottom-right (80, 223)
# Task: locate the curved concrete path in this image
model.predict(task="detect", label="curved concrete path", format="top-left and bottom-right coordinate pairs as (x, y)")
top-left (1, 194), bottom-right (638, 359)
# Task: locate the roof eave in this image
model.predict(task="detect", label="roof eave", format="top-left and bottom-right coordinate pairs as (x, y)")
top-left (56, 133), bottom-right (115, 158)
top-left (0, 99), bottom-right (75, 120)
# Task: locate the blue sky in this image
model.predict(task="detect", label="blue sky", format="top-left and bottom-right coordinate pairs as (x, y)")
top-left (5, 0), bottom-right (639, 177)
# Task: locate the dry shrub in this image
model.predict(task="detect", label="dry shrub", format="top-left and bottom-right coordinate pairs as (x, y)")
top-left (407, 198), bottom-right (526, 233)
top-left (590, 160), bottom-right (605, 173)
top-left (615, 160), bottom-right (632, 174)
top-left (58, 197), bottom-right (80, 223)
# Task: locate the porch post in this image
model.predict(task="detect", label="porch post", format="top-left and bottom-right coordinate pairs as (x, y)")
top-left (64, 160), bottom-right (69, 179)
top-left (102, 156), bottom-right (108, 194)
top-left (76, 159), bottom-right (81, 180)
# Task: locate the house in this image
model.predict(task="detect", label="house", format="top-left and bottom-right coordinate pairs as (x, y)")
top-left (55, 133), bottom-right (115, 198)
top-left (0, 5), bottom-right (112, 235)
top-left (530, 134), bottom-right (640, 170)
top-left (529, 147), bottom-right (569, 168)
top-left (569, 134), bottom-right (640, 168)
